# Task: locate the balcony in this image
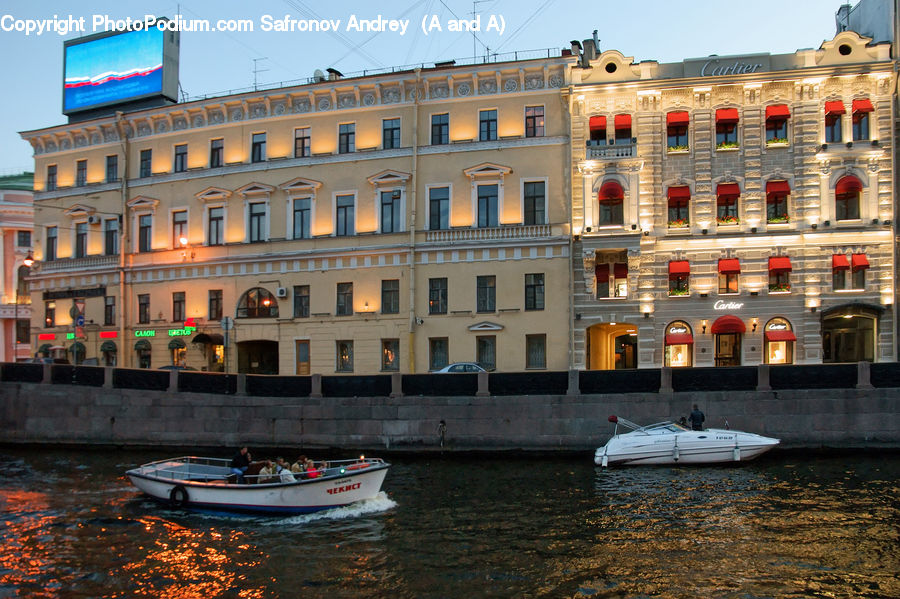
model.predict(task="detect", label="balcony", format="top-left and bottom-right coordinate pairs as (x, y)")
top-left (425, 224), bottom-right (552, 243)
top-left (586, 140), bottom-right (635, 160)
top-left (32, 254), bottom-right (119, 275)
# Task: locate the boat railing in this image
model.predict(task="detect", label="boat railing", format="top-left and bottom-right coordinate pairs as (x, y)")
top-left (134, 456), bottom-right (388, 485)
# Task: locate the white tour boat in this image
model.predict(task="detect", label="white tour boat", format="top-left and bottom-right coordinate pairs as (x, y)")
top-left (595, 415), bottom-right (779, 467)
top-left (126, 456), bottom-right (390, 515)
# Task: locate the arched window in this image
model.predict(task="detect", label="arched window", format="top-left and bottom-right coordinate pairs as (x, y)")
top-left (835, 175), bottom-right (862, 221)
top-left (597, 180), bottom-right (624, 226)
top-left (236, 287), bottom-right (279, 318)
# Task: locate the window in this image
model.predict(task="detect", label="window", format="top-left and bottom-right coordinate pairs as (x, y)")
top-left (104, 296), bottom-right (116, 326)
top-left (338, 123), bottom-right (355, 154)
top-left (431, 113), bottom-right (449, 145)
top-left (715, 108), bottom-right (739, 149)
top-left (477, 336), bottom-right (496, 371)
top-left (74, 222), bottom-right (87, 258)
top-left (138, 214), bottom-right (152, 252)
top-left (210, 138), bottom-right (224, 168)
top-left (477, 184), bottom-right (499, 228)
top-left (716, 183), bottom-right (740, 225)
top-left (667, 111), bottom-right (689, 150)
top-left (293, 285), bottom-right (310, 318)
top-left (596, 262), bottom-right (628, 298)
top-left (852, 99), bottom-right (873, 141)
top-left (668, 261), bottom-right (690, 296)
top-left (523, 181), bottom-right (545, 226)
top-left (106, 155), bottom-right (118, 182)
top-left (336, 340), bottom-right (354, 372)
top-left (525, 334), bottom-right (546, 369)
top-left (382, 339), bottom-right (399, 371)
top-left (102, 218), bottom-right (118, 255)
top-left (251, 133), bottom-right (266, 162)
top-left (835, 176), bottom-right (861, 221)
top-left (429, 338), bottom-right (449, 370)
top-left (614, 114), bottom-right (632, 144)
top-left (381, 279), bottom-right (399, 314)
top-left (45, 226), bottom-right (57, 260)
top-left (75, 160), bottom-right (87, 187)
top-left (525, 273), bottom-right (544, 310)
top-left (248, 202), bottom-right (266, 242)
top-left (718, 259), bottom-right (740, 295)
top-left (16, 231), bottom-right (30, 247)
top-left (768, 257), bottom-right (792, 293)
top-left (208, 206), bottom-right (224, 246)
top-left (479, 109), bottom-right (497, 141)
top-left (336, 282), bottom-right (353, 316)
top-left (46, 165), bottom-right (57, 191)
top-left (236, 287), bottom-right (279, 318)
top-left (428, 186), bottom-right (449, 230)
top-left (825, 101), bottom-right (844, 143)
top-left (765, 105), bottom-right (790, 144)
top-left (173, 144), bottom-right (187, 173)
top-left (45, 301), bottom-right (55, 327)
top-left (208, 289), bottom-right (223, 321)
top-left (335, 194), bottom-right (355, 236)
top-left (476, 275), bottom-right (496, 312)
top-left (381, 190), bottom-right (401, 233)
top-left (765, 181), bottom-right (790, 224)
top-left (172, 211), bottom-right (188, 246)
top-left (525, 106), bottom-right (544, 138)
top-left (589, 116), bottom-right (607, 144)
top-left (293, 198), bottom-right (311, 239)
top-left (429, 278), bottom-right (448, 314)
top-left (382, 118), bottom-right (400, 149)
top-left (138, 294), bottom-right (150, 324)
top-left (15, 318), bottom-right (29, 345)
top-left (597, 180), bottom-right (624, 227)
top-left (139, 149), bottom-right (152, 177)
top-left (294, 127), bottom-right (310, 158)
top-left (172, 292), bottom-right (185, 322)
top-left (832, 254), bottom-right (867, 291)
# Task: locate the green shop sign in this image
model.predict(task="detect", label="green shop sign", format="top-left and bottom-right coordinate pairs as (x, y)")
top-left (134, 330), bottom-right (156, 338)
top-left (168, 326), bottom-right (197, 337)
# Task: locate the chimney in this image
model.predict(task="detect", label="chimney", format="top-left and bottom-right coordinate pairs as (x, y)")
top-left (326, 67), bottom-right (343, 81)
top-left (835, 3), bottom-right (851, 33)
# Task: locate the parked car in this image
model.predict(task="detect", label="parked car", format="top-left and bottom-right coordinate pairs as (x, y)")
top-left (434, 362), bottom-right (486, 373)
top-left (29, 357), bottom-right (70, 364)
top-left (158, 365), bottom-right (198, 371)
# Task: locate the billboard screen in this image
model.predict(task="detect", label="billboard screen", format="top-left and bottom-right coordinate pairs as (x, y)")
top-left (63, 26), bottom-right (178, 115)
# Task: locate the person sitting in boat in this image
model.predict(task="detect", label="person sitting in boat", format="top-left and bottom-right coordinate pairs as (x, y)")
top-left (258, 460), bottom-right (277, 483)
top-left (275, 457), bottom-right (296, 482)
top-left (230, 446), bottom-right (251, 483)
top-left (305, 458), bottom-right (321, 478)
top-left (291, 455), bottom-right (308, 474)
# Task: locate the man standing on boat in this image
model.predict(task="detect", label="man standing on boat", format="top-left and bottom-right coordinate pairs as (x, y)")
top-left (688, 405), bottom-right (705, 431)
top-left (230, 446), bottom-right (251, 483)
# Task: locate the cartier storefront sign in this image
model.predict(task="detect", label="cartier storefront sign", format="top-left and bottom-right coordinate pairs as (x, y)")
top-left (684, 53), bottom-right (771, 78)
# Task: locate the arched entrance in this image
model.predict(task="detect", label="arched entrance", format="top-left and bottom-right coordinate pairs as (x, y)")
top-left (664, 320), bottom-right (693, 367)
top-left (711, 315), bottom-right (745, 366)
top-left (237, 340), bottom-right (279, 374)
top-left (822, 304), bottom-right (879, 363)
top-left (764, 317), bottom-right (795, 364)
top-left (585, 322), bottom-right (638, 370)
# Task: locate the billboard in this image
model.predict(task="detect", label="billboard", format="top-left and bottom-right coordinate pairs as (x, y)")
top-left (63, 24), bottom-right (178, 115)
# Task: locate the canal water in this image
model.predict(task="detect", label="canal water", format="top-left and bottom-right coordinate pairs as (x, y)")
top-left (0, 448), bottom-right (897, 598)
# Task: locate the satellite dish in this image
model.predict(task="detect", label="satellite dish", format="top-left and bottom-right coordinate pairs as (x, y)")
top-left (313, 69), bottom-right (325, 82)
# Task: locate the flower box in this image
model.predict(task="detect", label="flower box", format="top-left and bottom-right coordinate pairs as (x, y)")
top-left (668, 219), bottom-right (690, 228)
top-left (716, 216), bottom-right (740, 225)
top-left (767, 215), bottom-right (790, 224)
top-left (716, 141), bottom-right (739, 150)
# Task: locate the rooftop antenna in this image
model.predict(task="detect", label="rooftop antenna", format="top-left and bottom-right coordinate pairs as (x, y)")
top-left (471, 0), bottom-right (490, 61)
top-left (252, 57), bottom-right (269, 91)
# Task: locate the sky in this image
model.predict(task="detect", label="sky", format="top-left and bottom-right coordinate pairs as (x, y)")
top-left (0, 0), bottom-right (844, 173)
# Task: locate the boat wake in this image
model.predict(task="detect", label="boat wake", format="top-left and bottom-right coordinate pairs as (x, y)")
top-left (264, 492), bottom-right (397, 526)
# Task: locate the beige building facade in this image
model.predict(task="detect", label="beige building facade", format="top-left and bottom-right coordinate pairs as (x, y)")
top-left (21, 56), bottom-right (572, 374)
top-left (567, 31), bottom-right (897, 369)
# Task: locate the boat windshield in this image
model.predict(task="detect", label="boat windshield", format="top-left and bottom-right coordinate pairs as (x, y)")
top-left (643, 422), bottom-right (689, 433)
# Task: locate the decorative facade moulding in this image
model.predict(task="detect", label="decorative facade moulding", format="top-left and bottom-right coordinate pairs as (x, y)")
top-left (235, 182), bottom-right (275, 198)
top-left (194, 187), bottom-right (233, 203)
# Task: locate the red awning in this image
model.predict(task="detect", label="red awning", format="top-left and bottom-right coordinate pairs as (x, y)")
top-left (718, 258), bottom-right (741, 274)
top-left (824, 101), bottom-right (846, 115)
top-left (668, 260), bottom-right (690, 279)
top-left (768, 256), bottom-right (793, 273)
top-left (613, 263), bottom-right (628, 278)
top-left (765, 330), bottom-right (796, 342)
top-left (614, 114), bottom-right (632, 130)
top-left (667, 111), bottom-right (690, 126)
top-left (765, 180), bottom-right (791, 196)
top-left (595, 263), bottom-right (610, 283)
top-left (598, 180), bottom-right (624, 201)
top-left (589, 115), bottom-right (607, 131)
top-left (711, 315), bottom-right (746, 334)
top-left (852, 98), bottom-right (874, 113)
top-left (832, 254), bottom-right (850, 271)
top-left (851, 253), bottom-right (870, 271)
top-left (835, 176), bottom-right (862, 194)
top-left (765, 104), bottom-right (791, 119)
top-left (665, 333), bottom-right (694, 345)
top-left (716, 183), bottom-right (740, 199)
top-left (667, 186), bottom-right (691, 200)
top-left (715, 108), bottom-right (739, 124)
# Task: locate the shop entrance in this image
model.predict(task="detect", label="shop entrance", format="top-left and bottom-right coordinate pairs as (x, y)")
top-left (822, 305), bottom-right (878, 363)
top-left (711, 315), bottom-right (745, 367)
top-left (237, 340), bottom-right (279, 374)
top-left (585, 322), bottom-right (638, 370)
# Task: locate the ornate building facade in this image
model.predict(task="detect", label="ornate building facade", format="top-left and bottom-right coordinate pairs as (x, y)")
top-left (0, 172), bottom-right (34, 363)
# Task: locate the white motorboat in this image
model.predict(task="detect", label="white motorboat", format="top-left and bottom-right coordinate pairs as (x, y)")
top-left (594, 415), bottom-right (779, 467)
top-left (126, 456), bottom-right (390, 515)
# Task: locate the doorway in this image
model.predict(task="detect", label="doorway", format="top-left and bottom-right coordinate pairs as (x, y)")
top-left (585, 322), bottom-right (638, 370)
top-left (237, 340), bottom-right (279, 374)
top-left (296, 340), bottom-right (310, 375)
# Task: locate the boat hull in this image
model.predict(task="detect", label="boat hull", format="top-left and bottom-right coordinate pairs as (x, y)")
top-left (595, 428), bottom-right (779, 467)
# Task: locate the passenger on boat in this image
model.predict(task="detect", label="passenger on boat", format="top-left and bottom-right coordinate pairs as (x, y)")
top-left (258, 460), bottom-right (277, 483)
top-left (291, 455), bottom-right (308, 474)
top-left (689, 404), bottom-right (706, 431)
top-left (275, 457), bottom-right (296, 482)
top-left (305, 458), bottom-right (320, 478)
top-left (230, 446), bottom-right (251, 483)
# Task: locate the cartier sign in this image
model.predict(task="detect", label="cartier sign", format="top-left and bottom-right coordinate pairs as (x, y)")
top-left (714, 300), bottom-right (744, 311)
top-left (684, 53), bottom-right (771, 78)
